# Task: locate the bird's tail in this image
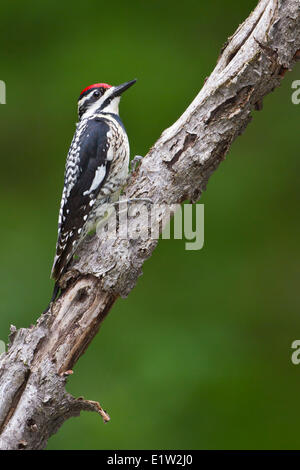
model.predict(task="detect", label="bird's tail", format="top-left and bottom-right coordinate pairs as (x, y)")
top-left (43, 282), bottom-right (61, 314)
top-left (51, 237), bottom-right (75, 282)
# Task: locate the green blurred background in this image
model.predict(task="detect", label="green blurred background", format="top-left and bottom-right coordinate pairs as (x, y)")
top-left (0, 0), bottom-right (299, 450)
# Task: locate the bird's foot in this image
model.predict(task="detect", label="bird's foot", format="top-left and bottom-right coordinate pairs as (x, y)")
top-left (123, 156), bottom-right (143, 189)
top-left (130, 155), bottom-right (143, 173)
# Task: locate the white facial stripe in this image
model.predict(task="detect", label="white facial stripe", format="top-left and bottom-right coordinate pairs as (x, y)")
top-left (78, 92), bottom-right (93, 108)
top-left (83, 96), bottom-right (120, 118)
top-left (101, 96), bottom-right (120, 115)
top-left (83, 164), bottom-right (106, 195)
top-left (106, 132), bottom-right (114, 160)
top-left (81, 86), bottom-right (119, 118)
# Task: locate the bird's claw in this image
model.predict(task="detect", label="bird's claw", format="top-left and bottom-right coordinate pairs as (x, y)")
top-left (130, 155), bottom-right (143, 173)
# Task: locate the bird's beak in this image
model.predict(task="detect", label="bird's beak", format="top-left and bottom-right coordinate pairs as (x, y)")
top-left (112, 79), bottom-right (137, 98)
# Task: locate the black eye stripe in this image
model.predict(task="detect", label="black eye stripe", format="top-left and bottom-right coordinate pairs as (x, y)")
top-left (77, 86), bottom-right (111, 117)
top-left (79, 88), bottom-right (99, 100)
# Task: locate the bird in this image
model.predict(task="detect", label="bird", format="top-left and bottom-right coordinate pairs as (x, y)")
top-left (50, 79), bottom-right (137, 294)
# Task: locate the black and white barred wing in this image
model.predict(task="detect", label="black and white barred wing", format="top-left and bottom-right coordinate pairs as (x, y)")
top-left (51, 118), bottom-right (111, 281)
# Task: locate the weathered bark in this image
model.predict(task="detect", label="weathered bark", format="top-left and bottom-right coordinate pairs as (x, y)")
top-left (0, 0), bottom-right (299, 450)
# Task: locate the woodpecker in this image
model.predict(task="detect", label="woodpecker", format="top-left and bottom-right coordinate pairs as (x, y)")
top-left (51, 79), bottom-right (136, 284)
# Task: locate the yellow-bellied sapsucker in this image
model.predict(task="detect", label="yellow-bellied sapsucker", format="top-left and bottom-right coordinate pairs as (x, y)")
top-left (51, 79), bottom-right (136, 284)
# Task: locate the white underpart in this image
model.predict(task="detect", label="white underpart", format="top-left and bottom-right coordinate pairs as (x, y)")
top-left (106, 130), bottom-right (114, 160)
top-left (83, 164), bottom-right (106, 195)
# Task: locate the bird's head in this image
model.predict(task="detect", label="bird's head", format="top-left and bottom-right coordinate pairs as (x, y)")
top-left (77, 79), bottom-right (136, 119)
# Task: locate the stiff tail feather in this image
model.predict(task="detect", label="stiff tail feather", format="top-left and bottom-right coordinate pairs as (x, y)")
top-left (43, 282), bottom-right (61, 314)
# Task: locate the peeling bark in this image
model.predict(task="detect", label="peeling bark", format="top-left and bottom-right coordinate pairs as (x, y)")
top-left (0, 0), bottom-right (299, 450)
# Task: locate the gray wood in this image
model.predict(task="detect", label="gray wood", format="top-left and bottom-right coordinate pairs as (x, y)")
top-left (0, 0), bottom-right (299, 450)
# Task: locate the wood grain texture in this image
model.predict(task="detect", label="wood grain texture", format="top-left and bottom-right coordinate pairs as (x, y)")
top-left (0, 0), bottom-right (299, 449)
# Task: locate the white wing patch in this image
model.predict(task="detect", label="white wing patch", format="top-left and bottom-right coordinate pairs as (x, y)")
top-left (83, 164), bottom-right (106, 196)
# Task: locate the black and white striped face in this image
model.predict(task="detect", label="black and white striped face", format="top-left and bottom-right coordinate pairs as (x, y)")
top-left (77, 80), bottom-right (137, 119)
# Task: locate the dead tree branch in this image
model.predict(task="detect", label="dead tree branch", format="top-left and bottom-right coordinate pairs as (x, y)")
top-left (0, 0), bottom-right (299, 450)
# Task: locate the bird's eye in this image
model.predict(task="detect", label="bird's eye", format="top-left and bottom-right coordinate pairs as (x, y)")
top-left (93, 90), bottom-right (100, 97)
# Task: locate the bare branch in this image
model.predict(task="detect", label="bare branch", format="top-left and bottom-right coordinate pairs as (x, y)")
top-left (0, 0), bottom-right (299, 450)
